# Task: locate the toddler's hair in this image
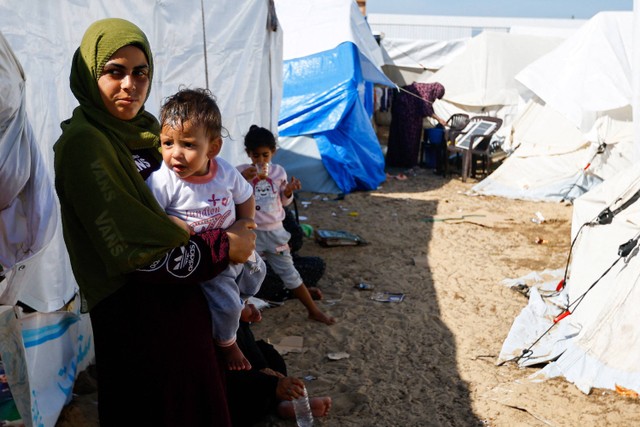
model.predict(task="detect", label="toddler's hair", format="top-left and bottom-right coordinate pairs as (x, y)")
top-left (244, 125), bottom-right (276, 151)
top-left (160, 88), bottom-right (225, 140)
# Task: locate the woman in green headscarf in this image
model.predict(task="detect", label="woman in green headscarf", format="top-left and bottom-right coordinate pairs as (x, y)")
top-left (54, 18), bottom-right (255, 426)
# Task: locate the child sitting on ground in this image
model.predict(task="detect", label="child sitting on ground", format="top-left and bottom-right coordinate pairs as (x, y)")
top-left (146, 88), bottom-right (265, 370)
top-left (225, 302), bottom-right (333, 425)
top-left (237, 125), bottom-right (335, 325)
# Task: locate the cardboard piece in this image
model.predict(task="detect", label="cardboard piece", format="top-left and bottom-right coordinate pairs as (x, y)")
top-left (273, 336), bottom-right (304, 354)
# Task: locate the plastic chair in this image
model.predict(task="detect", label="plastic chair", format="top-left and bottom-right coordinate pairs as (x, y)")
top-left (468, 117), bottom-right (504, 178)
top-left (445, 113), bottom-right (470, 144)
top-left (444, 116), bottom-right (502, 182)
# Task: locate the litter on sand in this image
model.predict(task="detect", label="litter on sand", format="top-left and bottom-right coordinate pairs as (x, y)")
top-left (327, 352), bottom-right (350, 361)
top-left (314, 229), bottom-right (368, 246)
top-left (273, 336), bottom-right (304, 354)
top-left (531, 211), bottom-right (546, 224)
top-left (386, 173), bottom-right (408, 181)
top-left (616, 385), bottom-right (639, 398)
top-left (371, 292), bottom-right (405, 302)
top-left (422, 210), bottom-right (512, 228)
top-left (300, 223), bottom-right (314, 237)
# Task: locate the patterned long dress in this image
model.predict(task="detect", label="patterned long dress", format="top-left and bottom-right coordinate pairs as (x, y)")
top-left (386, 82), bottom-right (445, 168)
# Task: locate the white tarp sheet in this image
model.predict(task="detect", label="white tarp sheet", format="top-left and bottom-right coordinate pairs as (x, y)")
top-left (496, 6), bottom-right (640, 399)
top-left (0, 31), bottom-right (76, 312)
top-left (379, 36), bottom-right (469, 86)
top-left (0, 30), bottom-right (93, 427)
top-left (275, 0), bottom-right (388, 85)
top-left (274, 136), bottom-right (342, 194)
top-left (275, 0), bottom-right (392, 87)
top-left (380, 37), bottom-right (469, 71)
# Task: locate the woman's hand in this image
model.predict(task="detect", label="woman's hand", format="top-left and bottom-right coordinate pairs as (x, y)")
top-left (435, 114), bottom-right (447, 128)
top-left (226, 218), bottom-right (256, 264)
top-left (275, 377), bottom-right (306, 401)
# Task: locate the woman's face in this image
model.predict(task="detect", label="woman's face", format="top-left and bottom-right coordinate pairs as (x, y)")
top-left (97, 45), bottom-right (150, 120)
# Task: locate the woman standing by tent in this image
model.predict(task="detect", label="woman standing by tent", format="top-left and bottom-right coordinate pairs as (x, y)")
top-left (385, 82), bottom-right (446, 169)
top-left (53, 18), bottom-right (256, 426)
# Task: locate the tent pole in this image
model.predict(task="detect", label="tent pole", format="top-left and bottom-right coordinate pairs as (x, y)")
top-left (200, 0), bottom-right (209, 90)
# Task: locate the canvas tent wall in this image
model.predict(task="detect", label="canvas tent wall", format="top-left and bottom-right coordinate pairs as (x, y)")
top-left (273, 0), bottom-right (394, 194)
top-left (367, 13), bottom-right (585, 41)
top-left (418, 31), bottom-right (564, 137)
top-left (471, 12), bottom-right (634, 202)
top-left (543, 167), bottom-right (640, 394)
top-left (499, 166), bottom-right (640, 394)
top-left (496, 8), bottom-right (640, 396)
top-left (378, 37), bottom-right (470, 86)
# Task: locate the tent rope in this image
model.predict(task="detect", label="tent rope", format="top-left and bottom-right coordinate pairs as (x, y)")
top-left (568, 236), bottom-right (638, 313)
top-left (396, 86), bottom-right (434, 105)
top-left (551, 181), bottom-right (640, 297)
top-left (499, 233), bottom-right (640, 366)
top-left (559, 141), bottom-right (607, 202)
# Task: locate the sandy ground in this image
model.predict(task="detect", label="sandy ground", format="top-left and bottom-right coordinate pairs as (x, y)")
top-left (56, 166), bottom-right (640, 426)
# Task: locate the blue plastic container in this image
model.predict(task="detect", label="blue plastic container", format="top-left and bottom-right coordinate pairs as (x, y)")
top-left (421, 128), bottom-right (445, 170)
top-left (422, 143), bottom-right (439, 169)
top-left (426, 128), bottom-right (444, 145)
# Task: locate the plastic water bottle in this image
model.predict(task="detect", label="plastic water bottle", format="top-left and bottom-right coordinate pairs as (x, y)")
top-left (292, 385), bottom-right (314, 427)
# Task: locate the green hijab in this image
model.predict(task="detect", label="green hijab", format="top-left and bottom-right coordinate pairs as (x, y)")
top-left (65, 17), bottom-right (159, 149)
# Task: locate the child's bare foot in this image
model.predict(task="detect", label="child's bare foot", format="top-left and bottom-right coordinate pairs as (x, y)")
top-left (219, 342), bottom-right (252, 370)
top-left (277, 396), bottom-right (332, 419)
top-left (307, 287), bottom-right (323, 300)
top-left (310, 396), bottom-right (332, 417)
top-left (240, 303), bottom-right (262, 323)
top-left (309, 309), bottom-right (336, 325)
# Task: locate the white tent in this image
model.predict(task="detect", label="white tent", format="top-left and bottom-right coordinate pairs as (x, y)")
top-left (542, 167), bottom-right (640, 393)
top-left (472, 12), bottom-right (634, 202)
top-left (499, 166), bottom-right (640, 394)
top-left (497, 8), bottom-right (640, 395)
top-left (420, 31), bottom-right (563, 135)
top-left (379, 36), bottom-right (470, 86)
top-left (0, 1), bottom-right (282, 425)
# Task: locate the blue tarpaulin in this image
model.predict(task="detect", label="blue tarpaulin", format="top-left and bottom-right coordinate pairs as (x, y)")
top-left (278, 42), bottom-right (387, 194)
